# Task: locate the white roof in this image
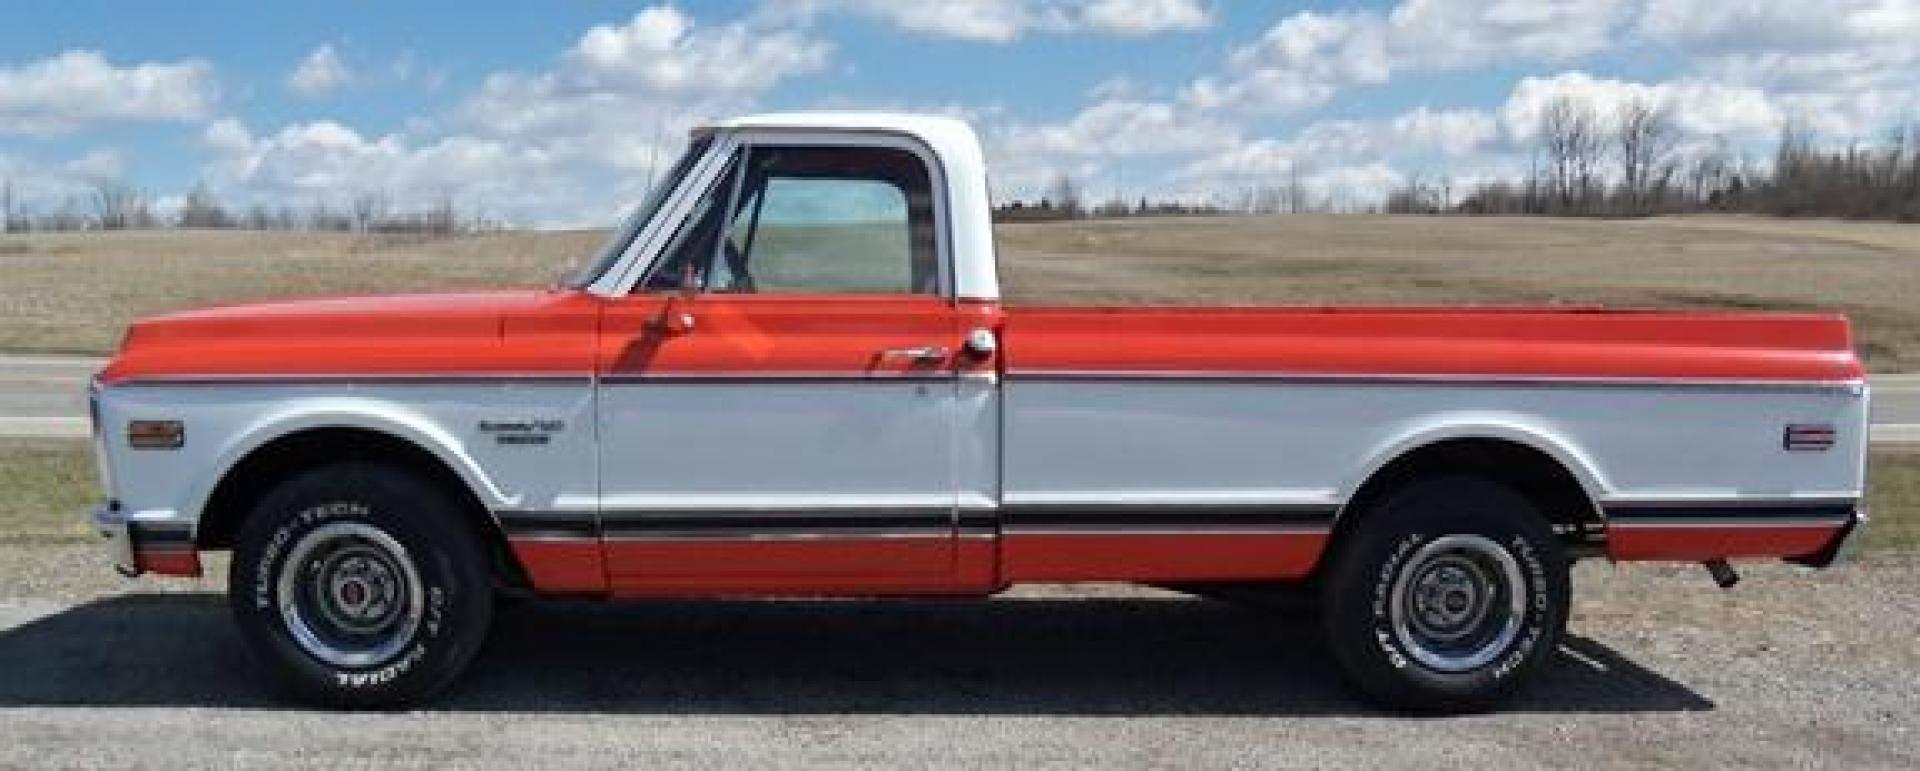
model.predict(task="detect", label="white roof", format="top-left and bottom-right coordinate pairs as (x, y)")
top-left (705, 111), bottom-right (972, 138)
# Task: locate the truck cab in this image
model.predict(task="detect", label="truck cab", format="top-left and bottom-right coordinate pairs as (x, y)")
top-left (90, 113), bottom-right (1869, 711)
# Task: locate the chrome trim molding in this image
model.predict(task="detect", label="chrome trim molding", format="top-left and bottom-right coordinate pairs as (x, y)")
top-left (1007, 371), bottom-right (1865, 394)
top-left (599, 372), bottom-right (956, 384)
top-left (109, 373), bottom-right (593, 387)
top-left (105, 370), bottom-right (1863, 393)
top-left (1602, 499), bottom-right (1858, 527)
top-left (496, 500), bottom-right (1342, 540)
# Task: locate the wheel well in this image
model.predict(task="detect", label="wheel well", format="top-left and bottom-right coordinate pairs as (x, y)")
top-left (1329, 438), bottom-right (1603, 559)
top-left (196, 427), bottom-right (529, 587)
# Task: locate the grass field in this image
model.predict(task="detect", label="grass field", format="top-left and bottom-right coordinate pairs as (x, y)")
top-left (5, 439), bottom-right (1912, 552)
top-left (3, 215), bottom-right (1920, 369)
top-left (0, 440), bottom-right (97, 544)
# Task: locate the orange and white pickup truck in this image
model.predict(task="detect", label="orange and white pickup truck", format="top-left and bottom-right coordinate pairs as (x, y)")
top-left (90, 113), bottom-right (1869, 711)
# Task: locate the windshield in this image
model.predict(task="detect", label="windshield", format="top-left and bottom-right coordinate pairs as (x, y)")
top-left (562, 135), bottom-right (715, 289)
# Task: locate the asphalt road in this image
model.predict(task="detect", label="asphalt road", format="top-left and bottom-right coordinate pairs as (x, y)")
top-left (6, 354), bottom-right (1917, 442)
top-left (0, 546), bottom-right (1915, 768)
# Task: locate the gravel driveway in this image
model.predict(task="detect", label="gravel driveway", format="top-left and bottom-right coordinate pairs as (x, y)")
top-left (1, 545), bottom-right (1915, 768)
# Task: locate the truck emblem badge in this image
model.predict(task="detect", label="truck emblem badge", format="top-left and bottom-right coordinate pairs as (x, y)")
top-left (478, 419), bottom-right (565, 446)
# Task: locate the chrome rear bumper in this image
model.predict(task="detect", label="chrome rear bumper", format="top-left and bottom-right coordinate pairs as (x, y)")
top-left (1788, 507), bottom-right (1868, 569)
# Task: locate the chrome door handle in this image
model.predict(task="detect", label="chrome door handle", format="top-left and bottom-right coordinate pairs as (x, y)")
top-left (877, 345), bottom-right (951, 362)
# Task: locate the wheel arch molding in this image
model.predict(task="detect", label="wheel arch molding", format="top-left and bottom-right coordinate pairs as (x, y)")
top-left (1327, 428), bottom-right (1608, 566)
top-left (191, 413), bottom-right (512, 555)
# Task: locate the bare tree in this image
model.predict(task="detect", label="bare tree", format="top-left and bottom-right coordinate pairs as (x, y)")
top-left (178, 183), bottom-right (231, 228)
top-left (350, 189), bottom-right (387, 233)
top-left (89, 180), bottom-right (149, 230)
top-left (1045, 173), bottom-right (1083, 218)
top-left (1683, 138), bottom-right (1736, 210)
top-left (1, 178), bottom-right (15, 234)
top-left (1615, 97), bottom-right (1678, 215)
top-left (1285, 164), bottom-right (1311, 214)
top-left (1540, 95), bottom-right (1603, 213)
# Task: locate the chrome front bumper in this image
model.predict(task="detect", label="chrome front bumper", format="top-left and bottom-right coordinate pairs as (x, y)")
top-left (93, 502), bottom-right (139, 577)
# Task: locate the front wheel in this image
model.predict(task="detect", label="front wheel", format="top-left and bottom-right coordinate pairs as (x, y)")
top-left (1321, 477), bottom-right (1570, 712)
top-left (229, 463), bottom-right (494, 708)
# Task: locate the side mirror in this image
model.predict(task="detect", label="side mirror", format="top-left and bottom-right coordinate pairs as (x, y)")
top-left (678, 258), bottom-right (700, 299)
top-left (963, 327), bottom-right (997, 357)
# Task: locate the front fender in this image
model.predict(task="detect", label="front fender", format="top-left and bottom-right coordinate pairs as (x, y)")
top-left (181, 396), bottom-right (517, 524)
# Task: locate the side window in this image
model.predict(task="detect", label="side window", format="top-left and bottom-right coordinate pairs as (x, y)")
top-left (641, 144), bottom-right (939, 295)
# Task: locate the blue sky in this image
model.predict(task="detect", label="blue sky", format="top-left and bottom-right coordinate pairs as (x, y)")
top-left (3, 1), bottom-right (1916, 226)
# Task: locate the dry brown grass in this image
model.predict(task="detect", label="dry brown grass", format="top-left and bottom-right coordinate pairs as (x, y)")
top-left (4, 215), bottom-right (1919, 369)
top-left (0, 229), bottom-right (604, 355)
top-left (0, 439), bottom-right (97, 544)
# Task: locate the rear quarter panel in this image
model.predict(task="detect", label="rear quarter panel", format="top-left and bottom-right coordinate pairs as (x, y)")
top-left (998, 306), bottom-right (1867, 573)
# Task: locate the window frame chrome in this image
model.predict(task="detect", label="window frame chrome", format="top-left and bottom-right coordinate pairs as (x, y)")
top-left (595, 127), bottom-right (956, 300)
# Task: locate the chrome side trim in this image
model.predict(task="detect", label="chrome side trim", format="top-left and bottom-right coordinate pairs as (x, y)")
top-left (1007, 371), bottom-right (1865, 394)
top-left (1602, 499), bottom-right (1858, 528)
top-left (106, 370), bottom-right (1862, 393)
top-left (109, 372), bottom-right (962, 387)
top-left (599, 372), bottom-right (956, 384)
top-left (1602, 497), bottom-right (1859, 511)
top-left (1001, 526), bottom-right (1331, 536)
top-left (1604, 518), bottom-right (1853, 528)
top-left (108, 373), bottom-right (592, 387)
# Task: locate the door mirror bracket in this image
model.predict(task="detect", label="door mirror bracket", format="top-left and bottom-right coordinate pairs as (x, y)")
top-left (964, 328), bottom-right (997, 358)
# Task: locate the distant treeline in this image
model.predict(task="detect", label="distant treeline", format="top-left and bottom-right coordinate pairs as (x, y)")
top-left (993, 173), bottom-right (1227, 222)
top-left (1386, 95), bottom-right (1920, 222)
top-left (0, 181), bottom-right (503, 235)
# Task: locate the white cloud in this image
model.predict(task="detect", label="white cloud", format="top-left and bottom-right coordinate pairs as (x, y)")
top-left (1178, 106), bottom-right (1496, 184)
top-left (566, 6), bottom-right (830, 95)
top-left (455, 5), bottom-right (830, 177)
top-left (63, 148), bottom-right (123, 180)
top-left (1078, 0), bottom-right (1211, 36)
top-left (1389, 0), bottom-right (1631, 69)
top-left (202, 117), bottom-right (254, 156)
top-left (1390, 107), bottom-right (1499, 157)
top-left (1184, 11), bottom-right (1389, 113)
top-left (1500, 71), bottom-right (1783, 142)
top-left (286, 44), bottom-right (350, 98)
top-left (200, 119), bottom-right (567, 219)
top-left (0, 50), bottom-right (215, 134)
top-left (1184, 0), bottom-right (1630, 116)
top-left (1175, 130), bottom-right (1407, 205)
top-left (1634, 0), bottom-right (1920, 137)
top-left (0, 147), bottom-right (147, 216)
top-left (787, 0), bottom-right (1209, 43)
top-left (1640, 0), bottom-right (1920, 90)
top-left (995, 98), bottom-right (1239, 160)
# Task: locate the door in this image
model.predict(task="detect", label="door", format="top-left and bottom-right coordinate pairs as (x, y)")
top-left (596, 140), bottom-right (971, 594)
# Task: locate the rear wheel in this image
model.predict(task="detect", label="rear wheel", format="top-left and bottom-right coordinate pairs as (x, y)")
top-left (229, 463), bottom-right (494, 708)
top-left (1321, 476), bottom-right (1569, 712)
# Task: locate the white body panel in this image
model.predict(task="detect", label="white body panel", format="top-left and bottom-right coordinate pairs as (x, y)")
top-left (594, 380), bottom-right (959, 508)
top-left (1001, 380), bottom-right (1867, 509)
top-left (95, 375), bottom-right (1869, 540)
